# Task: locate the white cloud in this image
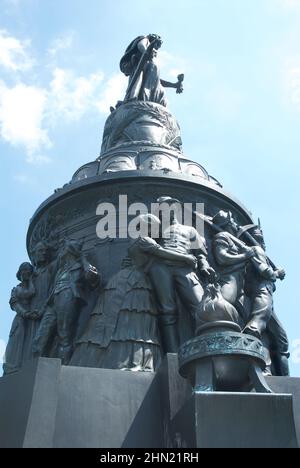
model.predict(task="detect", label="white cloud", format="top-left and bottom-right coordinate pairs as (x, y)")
top-left (0, 339), bottom-right (6, 365)
top-left (0, 29), bottom-right (33, 72)
top-left (0, 67), bottom-right (123, 162)
top-left (48, 32), bottom-right (75, 57)
top-left (0, 31), bottom-right (139, 162)
top-left (0, 81), bottom-right (51, 162)
top-left (96, 74), bottom-right (127, 114)
top-left (48, 67), bottom-right (105, 121)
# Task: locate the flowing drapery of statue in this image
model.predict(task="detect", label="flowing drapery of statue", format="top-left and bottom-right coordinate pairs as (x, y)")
top-left (2, 34), bottom-right (290, 393)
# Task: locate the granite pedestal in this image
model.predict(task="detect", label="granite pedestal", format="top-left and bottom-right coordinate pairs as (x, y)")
top-left (0, 356), bottom-right (299, 448)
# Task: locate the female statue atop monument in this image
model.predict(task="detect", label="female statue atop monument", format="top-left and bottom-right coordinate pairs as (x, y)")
top-left (4, 262), bottom-right (36, 374)
top-left (120, 34), bottom-right (184, 107)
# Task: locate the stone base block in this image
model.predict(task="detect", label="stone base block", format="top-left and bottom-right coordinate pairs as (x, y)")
top-left (171, 392), bottom-right (298, 448)
top-left (0, 356), bottom-right (299, 448)
top-left (0, 358), bottom-right (162, 448)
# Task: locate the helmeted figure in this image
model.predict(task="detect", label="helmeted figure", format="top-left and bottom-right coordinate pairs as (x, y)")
top-left (33, 239), bottom-right (100, 365)
top-left (243, 226), bottom-right (290, 376)
top-left (120, 34), bottom-right (184, 107)
top-left (243, 226), bottom-right (285, 338)
top-left (212, 210), bottom-right (255, 318)
top-left (147, 197), bottom-right (215, 353)
top-left (212, 212), bottom-right (290, 376)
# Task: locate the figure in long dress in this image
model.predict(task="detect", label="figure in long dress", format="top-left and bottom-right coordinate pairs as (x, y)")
top-left (4, 263), bottom-right (36, 374)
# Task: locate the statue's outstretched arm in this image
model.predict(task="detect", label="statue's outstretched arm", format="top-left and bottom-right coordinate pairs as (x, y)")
top-left (161, 74), bottom-right (184, 93)
top-left (136, 237), bottom-right (195, 267)
top-left (215, 245), bottom-right (250, 266)
top-left (151, 245), bottom-right (196, 267)
top-left (160, 79), bottom-right (178, 89)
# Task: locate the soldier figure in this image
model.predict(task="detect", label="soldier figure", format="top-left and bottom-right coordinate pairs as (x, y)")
top-left (212, 212), bottom-right (290, 376)
top-left (243, 226), bottom-right (285, 337)
top-left (243, 226), bottom-right (290, 376)
top-left (33, 239), bottom-right (100, 365)
top-left (212, 210), bottom-right (255, 318)
top-left (147, 197), bottom-right (215, 353)
top-left (31, 241), bottom-right (57, 322)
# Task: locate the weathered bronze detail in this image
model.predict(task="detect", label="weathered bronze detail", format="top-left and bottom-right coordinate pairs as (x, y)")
top-left (3, 35), bottom-right (290, 393)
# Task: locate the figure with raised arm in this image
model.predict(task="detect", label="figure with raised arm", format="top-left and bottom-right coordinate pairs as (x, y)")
top-left (120, 34), bottom-right (184, 107)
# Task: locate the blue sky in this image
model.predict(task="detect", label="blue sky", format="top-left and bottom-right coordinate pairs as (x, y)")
top-left (0, 0), bottom-right (299, 375)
